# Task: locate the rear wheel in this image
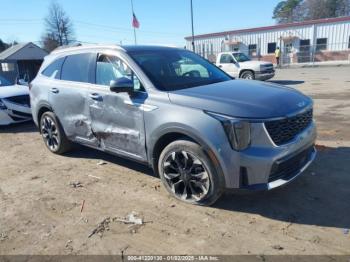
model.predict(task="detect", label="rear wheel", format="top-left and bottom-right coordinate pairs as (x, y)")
top-left (241, 70), bottom-right (255, 80)
top-left (40, 111), bottom-right (72, 154)
top-left (158, 139), bottom-right (224, 206)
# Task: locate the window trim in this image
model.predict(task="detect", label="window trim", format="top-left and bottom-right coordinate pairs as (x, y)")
top-left (316, 38), bottom-right (327, 51)
top-left (267, 42), bottom-right (277, 54)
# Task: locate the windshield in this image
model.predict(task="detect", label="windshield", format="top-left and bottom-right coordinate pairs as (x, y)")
top-left (0, 76), bottom-right (12, 87)
top-left (128, 49), bottom-right (231, 91)
top-left (232, 53), bottom-right (250, 62)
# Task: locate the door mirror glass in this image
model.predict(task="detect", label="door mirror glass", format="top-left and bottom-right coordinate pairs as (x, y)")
top-left (110, 77), bottom-right (134, 93)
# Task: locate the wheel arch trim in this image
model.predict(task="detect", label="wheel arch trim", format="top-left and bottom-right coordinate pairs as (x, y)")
top-left (147, 124), bottom-right (227, 187)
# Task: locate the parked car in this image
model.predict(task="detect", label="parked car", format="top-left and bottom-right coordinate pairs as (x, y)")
top-left (30, 45), bottom-right (316, 205)
top-left (216, 52), bottom-right (275, 80)
top-left (0, 75), bottom-right (32, 125)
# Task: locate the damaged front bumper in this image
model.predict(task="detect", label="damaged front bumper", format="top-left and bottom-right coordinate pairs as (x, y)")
top-left (217, 120), bottom-right (317, 190)
top-left (0, 99), bottom-right (32, 125)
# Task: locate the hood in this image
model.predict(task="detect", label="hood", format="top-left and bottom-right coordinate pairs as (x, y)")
top-left (0, 85), bottom-right (29, 99)
top-left (168, 80), bottom-right (312, 119)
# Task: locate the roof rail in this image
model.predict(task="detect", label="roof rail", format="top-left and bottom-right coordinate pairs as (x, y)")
top-left (53, 42), bottom-right (82, 52)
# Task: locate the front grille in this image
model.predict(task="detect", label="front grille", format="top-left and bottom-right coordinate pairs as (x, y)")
top-left (4, 95), bottom-right (30, 107)
top-left (265, 109), bottom-right (313, 146)
top-left (269, 146), bottom-right (314, 182)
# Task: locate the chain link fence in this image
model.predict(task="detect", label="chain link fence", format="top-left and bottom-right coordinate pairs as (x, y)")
top-left (193, 41), bottom-right (350, 66)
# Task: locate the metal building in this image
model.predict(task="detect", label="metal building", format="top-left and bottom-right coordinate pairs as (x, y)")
top-left (185, 16), bottom-right (350, 64)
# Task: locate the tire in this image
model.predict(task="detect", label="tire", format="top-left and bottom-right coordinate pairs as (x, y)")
top-left (241, 70), bottom-right (255, 80)
top-left (40, 111), bottom-right (73, 154)
top-left (158, 139), bottom-right (224, 206)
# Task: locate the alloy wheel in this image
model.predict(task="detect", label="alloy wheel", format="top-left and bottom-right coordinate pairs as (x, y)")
top-left (243, 73), bottom-right (253, 79)
top-left (162, 150), bottom-right (210, 201)
top-left (41, 115), bottom-right (60, 151)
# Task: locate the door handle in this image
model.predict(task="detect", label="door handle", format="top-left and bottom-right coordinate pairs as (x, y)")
top-left (89, 93), bottom-right (102, 101)
top-left (50, 88), bottom-right (59, 94)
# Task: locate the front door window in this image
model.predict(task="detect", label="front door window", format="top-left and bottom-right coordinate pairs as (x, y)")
top-left (96, 54), bottom-right (144, 92)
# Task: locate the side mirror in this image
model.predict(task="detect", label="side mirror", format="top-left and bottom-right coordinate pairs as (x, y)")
top-left (18, 79), bottom-right (29, 86)
top-left (109, 78), bottom-right (134, 93)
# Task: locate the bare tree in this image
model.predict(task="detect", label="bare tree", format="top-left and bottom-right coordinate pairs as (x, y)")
top-left (42, 1), bottom-right (75, 52)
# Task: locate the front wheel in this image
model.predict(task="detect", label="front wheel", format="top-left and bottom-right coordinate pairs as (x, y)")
top-left (40, 111), bottom-right (73, 154)
top-left (241, 71), bottom-right (255, 80)
top-left (158, 139), bottom-right (224, 206)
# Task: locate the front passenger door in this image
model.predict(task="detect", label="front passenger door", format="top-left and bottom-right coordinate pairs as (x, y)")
top-left (218, 54), bottom-right (239, 78)
top-left (88, 53), bottom-right (147, 161)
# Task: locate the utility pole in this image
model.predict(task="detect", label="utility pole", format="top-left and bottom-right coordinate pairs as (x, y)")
top-left (131, 0), bottom-right (137, 45)
top-left (190, 0), bottom-right (195, 52)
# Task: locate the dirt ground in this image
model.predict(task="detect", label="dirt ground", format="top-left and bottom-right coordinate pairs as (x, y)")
top-left (0, 66), bottom-right (350, 255)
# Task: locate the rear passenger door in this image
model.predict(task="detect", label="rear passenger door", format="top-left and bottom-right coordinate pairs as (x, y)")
top-left (87, 53), bottom-right (147, 161)
top-left (49, 53), bottom-right (99, 146)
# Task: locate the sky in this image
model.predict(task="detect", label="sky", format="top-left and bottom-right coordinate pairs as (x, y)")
top-left (0, 0), bottom-right (281, 47)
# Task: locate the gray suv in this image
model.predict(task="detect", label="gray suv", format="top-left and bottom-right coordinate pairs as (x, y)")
top-left (30, 45), bottom-right (317, 205)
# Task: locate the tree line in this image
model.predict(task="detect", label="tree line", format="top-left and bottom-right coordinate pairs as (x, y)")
top-left (0, 40), bottom-right (18, 52)
top-left (273, 0), bottom-right (350, 24)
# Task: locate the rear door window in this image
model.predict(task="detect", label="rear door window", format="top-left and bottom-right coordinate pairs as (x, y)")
top-left (42, 57), bottom-right (65, 79)
top-left (61, 53), bottom-right (95, 83)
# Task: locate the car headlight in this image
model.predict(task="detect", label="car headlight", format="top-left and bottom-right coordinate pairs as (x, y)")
top-left (206, 111), bottom-right (251, 151)
top-left (0, 99), bottom-right (7, 110)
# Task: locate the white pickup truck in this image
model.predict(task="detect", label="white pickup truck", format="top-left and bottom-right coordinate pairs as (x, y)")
top-left (216, 52), bottom-right (275, 80)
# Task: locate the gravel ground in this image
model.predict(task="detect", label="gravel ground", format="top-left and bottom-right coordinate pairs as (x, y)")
top-left (0, 66), bottom-right (349, 255)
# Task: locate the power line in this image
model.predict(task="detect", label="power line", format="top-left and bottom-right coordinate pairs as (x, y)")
top-left (74, 20), bottom-right (185, 36)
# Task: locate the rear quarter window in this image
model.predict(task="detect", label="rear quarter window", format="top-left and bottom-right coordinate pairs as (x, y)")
top-left (61, 53), bottom-right (95, 83)
top-left (42, 57), bottom-right (65, 79)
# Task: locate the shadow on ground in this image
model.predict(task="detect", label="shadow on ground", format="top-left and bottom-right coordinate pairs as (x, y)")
top-left (0, 121), bottom-right (37, 134)
top-left (269, 80), bottom-right (305, 85)
top-left (214, 146), bottom-right (350, 229)
top-left (65, 145), bottom-right (156, 178)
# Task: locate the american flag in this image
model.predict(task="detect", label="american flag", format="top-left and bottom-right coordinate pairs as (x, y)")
top-left (132, 13), bottom-right (140, 28)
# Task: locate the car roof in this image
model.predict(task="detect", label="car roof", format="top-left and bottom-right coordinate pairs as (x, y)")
top-left (50, 44), bottom-right (182, 56)
top-left (122, 45), bottom-right (182, 52)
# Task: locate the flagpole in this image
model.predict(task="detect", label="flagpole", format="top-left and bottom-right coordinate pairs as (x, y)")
top-left (131, 0), bottom-right (137, 45)
top-left (190, 0), bottom-right (195, 52)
